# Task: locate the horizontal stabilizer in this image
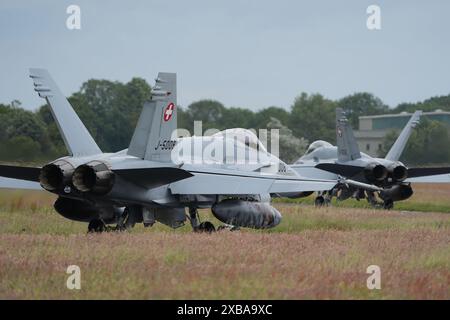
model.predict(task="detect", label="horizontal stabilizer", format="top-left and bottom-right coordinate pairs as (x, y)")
top-left (113, 167), bottom-right (193, 189)
top-left (406, 174), bottom-right (450, 183)
top-left (407, 166), bottom-right (450, 178)
top-left (315, 163), bottom-right (363, 177)
top-left (0, 177), bottom-right (42, 190)
top-left (0, 165), bottom-right (41, 182)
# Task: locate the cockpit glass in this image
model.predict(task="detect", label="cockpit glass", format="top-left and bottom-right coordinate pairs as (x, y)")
top-left (304, 140), bottom-right (333, 156)
top-left (213, 128), bottom-right (267, 152)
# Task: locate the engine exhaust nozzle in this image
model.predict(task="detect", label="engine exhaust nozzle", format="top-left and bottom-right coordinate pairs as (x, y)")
top-left (364, 163), bottom-right (388, 182)
top-left (388, 165), bottom-right (408, 181)
top-left (39, 160), bottom-right (74, 192)
top-left (72, 161), bottom-right (115, 194)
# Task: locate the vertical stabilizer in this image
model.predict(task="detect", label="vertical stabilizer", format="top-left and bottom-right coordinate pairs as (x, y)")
top-left (29, 68), bottom-right (102, 156)
top-left (384, 110), bottom-right (422, 161)
top-left (336, 108), bottom-right (361, 162)
top-left (127, 73), bottom-right (177, 162)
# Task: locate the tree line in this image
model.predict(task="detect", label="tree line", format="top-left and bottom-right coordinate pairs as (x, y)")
top-left (1, 77), bottom-right (450, 165)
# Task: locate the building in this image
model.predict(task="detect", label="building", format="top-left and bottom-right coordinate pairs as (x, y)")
top-left (354, 110), bottom-right (450, 157)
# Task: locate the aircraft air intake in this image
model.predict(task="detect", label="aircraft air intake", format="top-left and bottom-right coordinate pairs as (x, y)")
top-left (39, 160), bottom-right (74, 192)
top-left (211, 200), bottom-right (282, 229)
top-left (72, 161), bottom-right (115, 194)
top-left (364, 163), bottom-right (388, 182)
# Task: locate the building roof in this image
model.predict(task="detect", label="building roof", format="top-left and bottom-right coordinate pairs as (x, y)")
top-left (359, 110), bottom-right (450, 120)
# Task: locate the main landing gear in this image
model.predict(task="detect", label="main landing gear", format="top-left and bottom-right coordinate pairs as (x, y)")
top-left (314, 191), bottom-right (332, 207)
top-left (87, 219), bottom-right (106, 233)
top-left (87, 219), bottom-right (127, 233)
top-left (383, 199), bottom-right (394, 210)
top-left (188, 207), bottom-right (216, 233)
top-left (366, 191), bottom-right (394, 210)
top-left (87, 208), bottom-right (130, 233)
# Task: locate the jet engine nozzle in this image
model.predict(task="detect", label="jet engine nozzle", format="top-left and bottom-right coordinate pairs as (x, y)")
top-left (39, 160), bottom-right (74, 192)
top-left (72, 161), bottom-right (115, 194)
top-left (388, 164), bottom-right (408, 181)
top-left (380, 184), bottom-right (413, 202)
top-left (364, 163), bottom-right (388, 182)
top-left (212, 200), bottom-right (282, 229)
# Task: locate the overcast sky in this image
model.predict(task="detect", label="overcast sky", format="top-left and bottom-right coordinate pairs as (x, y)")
top-left (1, 0), bottom-right (450, 111)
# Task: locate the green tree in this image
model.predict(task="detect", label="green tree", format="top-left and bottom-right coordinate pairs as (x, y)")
top-left (382, 119), bottom-right (450, 165)
top-left (37, 77), bottom-right (151, 153)
top-left (183, 100), bottom-right (226, 133)
top-left (337, 92), bottom-right (388, 128)
top-left (395, 94), bottom-right (450, 113)
top-left (266, 117), bottom-right (308, 163)
top-left (289, 93), bottom-right (337, 144)
top-left (0, 136), bottom-right (42, 161)
top-left (250, 106), bottom-right (289, 129)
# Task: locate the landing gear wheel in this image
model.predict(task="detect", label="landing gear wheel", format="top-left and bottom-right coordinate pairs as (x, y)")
top-left (383, 199), bottom-right (394, 210)
top-left (314, 196), bottom-right (325, 207)
top-left (196, 221), bottom-right (216, 233)
top-left (217, 225), bottom-right (240, 232)
top-left (88, 219), bottom-right (106, 233)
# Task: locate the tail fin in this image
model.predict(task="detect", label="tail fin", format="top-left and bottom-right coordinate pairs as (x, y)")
top-left (384, 110), bottom-right (421, 161)
top-left (336, 108), bottom-right (361, 162)
top-left (127, 72), bottom-right (177, 162)
top-left (29, 68), bottom-right (102, 157)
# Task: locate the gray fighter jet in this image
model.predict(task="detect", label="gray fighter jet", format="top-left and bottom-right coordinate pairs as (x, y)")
top-left (291, 108), bottom-right (450, 209)
top-left (0, 69), bottom-right (338, 232)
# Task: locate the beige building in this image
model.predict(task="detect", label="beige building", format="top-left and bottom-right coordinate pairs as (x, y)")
top-left (354, 110), bottom-right (450, 157)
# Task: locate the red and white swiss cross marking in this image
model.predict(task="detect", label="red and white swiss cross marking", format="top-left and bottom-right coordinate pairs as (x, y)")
top-left (163, 102), bottom-right (175, 122)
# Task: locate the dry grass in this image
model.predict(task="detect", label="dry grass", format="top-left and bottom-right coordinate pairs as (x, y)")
top-left (0, 185), bottom-right (449, 299)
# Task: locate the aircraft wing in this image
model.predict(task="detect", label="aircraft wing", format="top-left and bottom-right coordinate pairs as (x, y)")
top-left (268, 179), bottom-right (337, 194)
top-left (169, 170), bottom-right (337, 195)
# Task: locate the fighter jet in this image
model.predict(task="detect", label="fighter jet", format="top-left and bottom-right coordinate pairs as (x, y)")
top-left (290, 108), bottom-right (450, 209)
top-left (0, 69), bottom-right (338, 232)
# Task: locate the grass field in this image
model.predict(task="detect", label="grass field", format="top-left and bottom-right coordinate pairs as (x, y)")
top-left (0, 184), bottom-right (449, 299)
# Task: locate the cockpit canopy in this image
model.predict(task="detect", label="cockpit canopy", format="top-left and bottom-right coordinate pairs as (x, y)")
top-left (294, 140), bottom-right (336, 163)
top-left (304, 140), bottom-right (333, 156)
top-left (212, 128), bottom-right (267, 152)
